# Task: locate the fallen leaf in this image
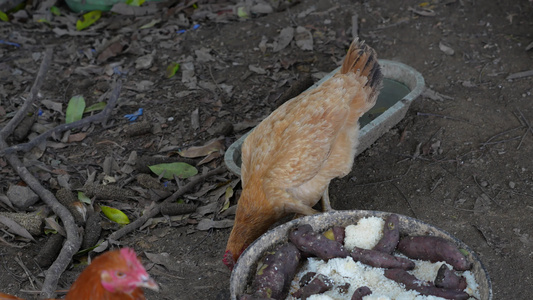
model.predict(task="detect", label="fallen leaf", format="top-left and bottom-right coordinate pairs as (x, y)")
top-left (78, 191), bottom-right (91, 204)
top-left (65, 95), bottom-right (85, 124)
top-left (140, 18), bottom-right (161, 29)
top-left (439, 41), bottom-right (454, 55)
top-left (97, 41), bottom-right (124, 63)
top-left (166, 62), bottom-right (180, 78)
top-left (76, 11), bottom-right (102, 31)
top-left (144, 252), bottom-right (182, 272)
top-left (110, 2), bottom-right (158, 15)
top-left (84, 102), bottom-right (106, 113)
top-left (0, 215), bottom-right (35, 241)
top-left (248, 64), bottom-right (267, 74)
top-left (42, 99), bottom-right (62, 112)
top-left (197, 152), bottom-right (222, 166)
top-left (194, 47), bottom-right (214, 62)
top-left (220, 186), bottom-right (233, 213)
top-left (149, 162), bottom-right (198, 179)
top-left (126, 0), bottom-right (145, 6)
top-left (181, 61), bottom-right (196, 88)
top-left (408, 7), bottom-right (436, 17)
top-left (0, 11), bottom-right (8, 22)
top-left (191, 108), bottom-right (199, 130)
top-left (68, 132), bottom-right (87, 143)
top-left (50, 6), bottom-right (61, 16)
top-left (101, 206), bottom-right (130, 225)
top-left (196, 219), bottom-right (234, 231)
top-left (44, 217), bottom-right (67, 236)
top-left (295, 26), bottom-right (313, 51)
top-left (273, 26), bottom-right (294, 52)
top-left (178, 138), bottom-right (224, 158)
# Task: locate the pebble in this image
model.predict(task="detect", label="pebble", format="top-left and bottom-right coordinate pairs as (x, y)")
top-left (480, 181), bottom-right (488, 187)
top-left (509, 181), bottom-right (516, 189)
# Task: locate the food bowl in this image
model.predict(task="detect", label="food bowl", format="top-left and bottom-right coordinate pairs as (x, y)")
top-left (224, 59), bottom-right (425, 176)
top-left (229, 210), bottom-right (492, 300)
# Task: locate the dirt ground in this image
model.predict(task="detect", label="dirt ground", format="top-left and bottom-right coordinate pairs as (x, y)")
top-left (1, 0), bottom-right (532, 299)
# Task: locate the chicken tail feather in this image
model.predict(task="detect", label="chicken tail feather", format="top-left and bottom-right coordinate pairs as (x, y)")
top-left (340, 38), bottom-right (383, 100)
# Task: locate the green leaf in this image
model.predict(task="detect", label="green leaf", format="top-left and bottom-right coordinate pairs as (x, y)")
top-left (221, 186), bottom-right (233, 212)
top-left (0, 11), bottom-right (9, 22)
top-left (165, 62), bottom-right (180, 78)
top-left (84, 101), bottom-right (106, 113)
top-left (65, 95), bottom-right (86, 124)
top-left (139, 18), bottom-right (160, 29)
top-left (237, 7), bottom-right (249, 18)
top-left (77, 191), bottom-right (91, 204)
top-left (126, 0), bottom-right (145, 6)
top-left (101, 206), bottom-right (130, 225)
top-left (50, 6), bottom-right (60, 16)
top-left (459, 248), bottom-right (470, 257)
top-left (76, 242), bottom-right (101, 255)
top-left (76, 10), bottom-right (101, 31)
top-left (148, 162), bottom-right (198, 179)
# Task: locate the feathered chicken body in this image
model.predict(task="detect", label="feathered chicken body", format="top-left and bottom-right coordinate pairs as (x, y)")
top-left (224, 39), bottom-right (383, 269)
top-left (0, 248), bottom-right (158, 300)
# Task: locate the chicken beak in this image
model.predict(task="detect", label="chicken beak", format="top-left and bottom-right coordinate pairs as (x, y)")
top-left (138, 276), bottom-right (159, 291)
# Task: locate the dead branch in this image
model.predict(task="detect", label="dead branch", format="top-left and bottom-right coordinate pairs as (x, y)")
top-left (0, 81), bottom-right (123, 156)
top-left (107, 166), bottom-right (226, 241)
top-left (0, 49), bottom-right (83, 299)
top-left (0, 48), bottom-right (53, 141)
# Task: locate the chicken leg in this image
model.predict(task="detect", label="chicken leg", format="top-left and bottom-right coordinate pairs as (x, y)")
top-left (321, 184), bottom-right (334, 212)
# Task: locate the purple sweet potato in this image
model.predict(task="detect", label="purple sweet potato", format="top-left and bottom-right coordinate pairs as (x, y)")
top-left (351, 286), bottom-right (372, 300)
top-left (298, 272), bottom-right (317, 287)
top-left (384, 268), bottom-right (470, 300)
top-left (350, 246), bottom-right (415, 270)
top-left (337, 283), bottom-right (351, 294)
top-left (292, 274), bottom-right (333, 299)
top-left (289, 224), bottom-right (349, 260)
top-left (251, 242), bottom-right (301, 299)
top-left (373, 214), bottom-right (400, 254)
top-left (435, 264), bottom-right (468, 291)
top-left (398, 236), bottom-right (472, 271)
top-left (323, 226), bottom-right (346, 245)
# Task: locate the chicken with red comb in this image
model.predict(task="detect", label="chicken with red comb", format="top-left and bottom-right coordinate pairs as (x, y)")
top-left (0, 248), bottom-right (158, 300)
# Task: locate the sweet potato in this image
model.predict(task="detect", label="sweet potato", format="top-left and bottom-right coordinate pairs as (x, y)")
top-left (435, 264), bottom-right (468, 291)
top-left (398, 236), bottom-right (472, 271)
top-left (292, 274), bottom-right (333, 299)
top-left (323, 226), bottom-right (346, 245)
top-left (384, 268), bottom-right (470, 300)
top-left (351, 286), bottom-right (372, 300)
top-left (289, 224), bottom-right (349, 260)
top-left (373, 214), bottom-right (400, 254)
top-left (337, 283), bottom-right (351, 294)
top-left (350, 246), bottom-right (415, 270)
top-left (251, 242), bottom-right (301, 299)
top-left (298, 272), bottom-right (317, 287)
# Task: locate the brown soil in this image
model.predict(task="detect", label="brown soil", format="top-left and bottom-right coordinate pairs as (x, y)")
top-left (1, 0), bottom-right (532, 299)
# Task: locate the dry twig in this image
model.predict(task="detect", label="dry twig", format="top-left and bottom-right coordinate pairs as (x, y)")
top-left (0, 81), bottom-right (123, 156)
top-left (107, 166), bottom-right (226, 241)
top-left (0, 48), bottom-right (126, 298)
top-left (0, 48), bottom-right (82, 299)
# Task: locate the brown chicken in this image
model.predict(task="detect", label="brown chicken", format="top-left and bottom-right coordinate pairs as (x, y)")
top-left (0, 248), bottom-right (158, 300)
top-left (223, 39), bottom-right (383, 269)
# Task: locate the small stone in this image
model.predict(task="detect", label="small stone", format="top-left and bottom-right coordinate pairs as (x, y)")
top-left (480, 181), bottom-right (488, 187)
top-left (7, 185), bottom-right (39, 210)
top-left (509, 181), bottom-right (516, 189)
